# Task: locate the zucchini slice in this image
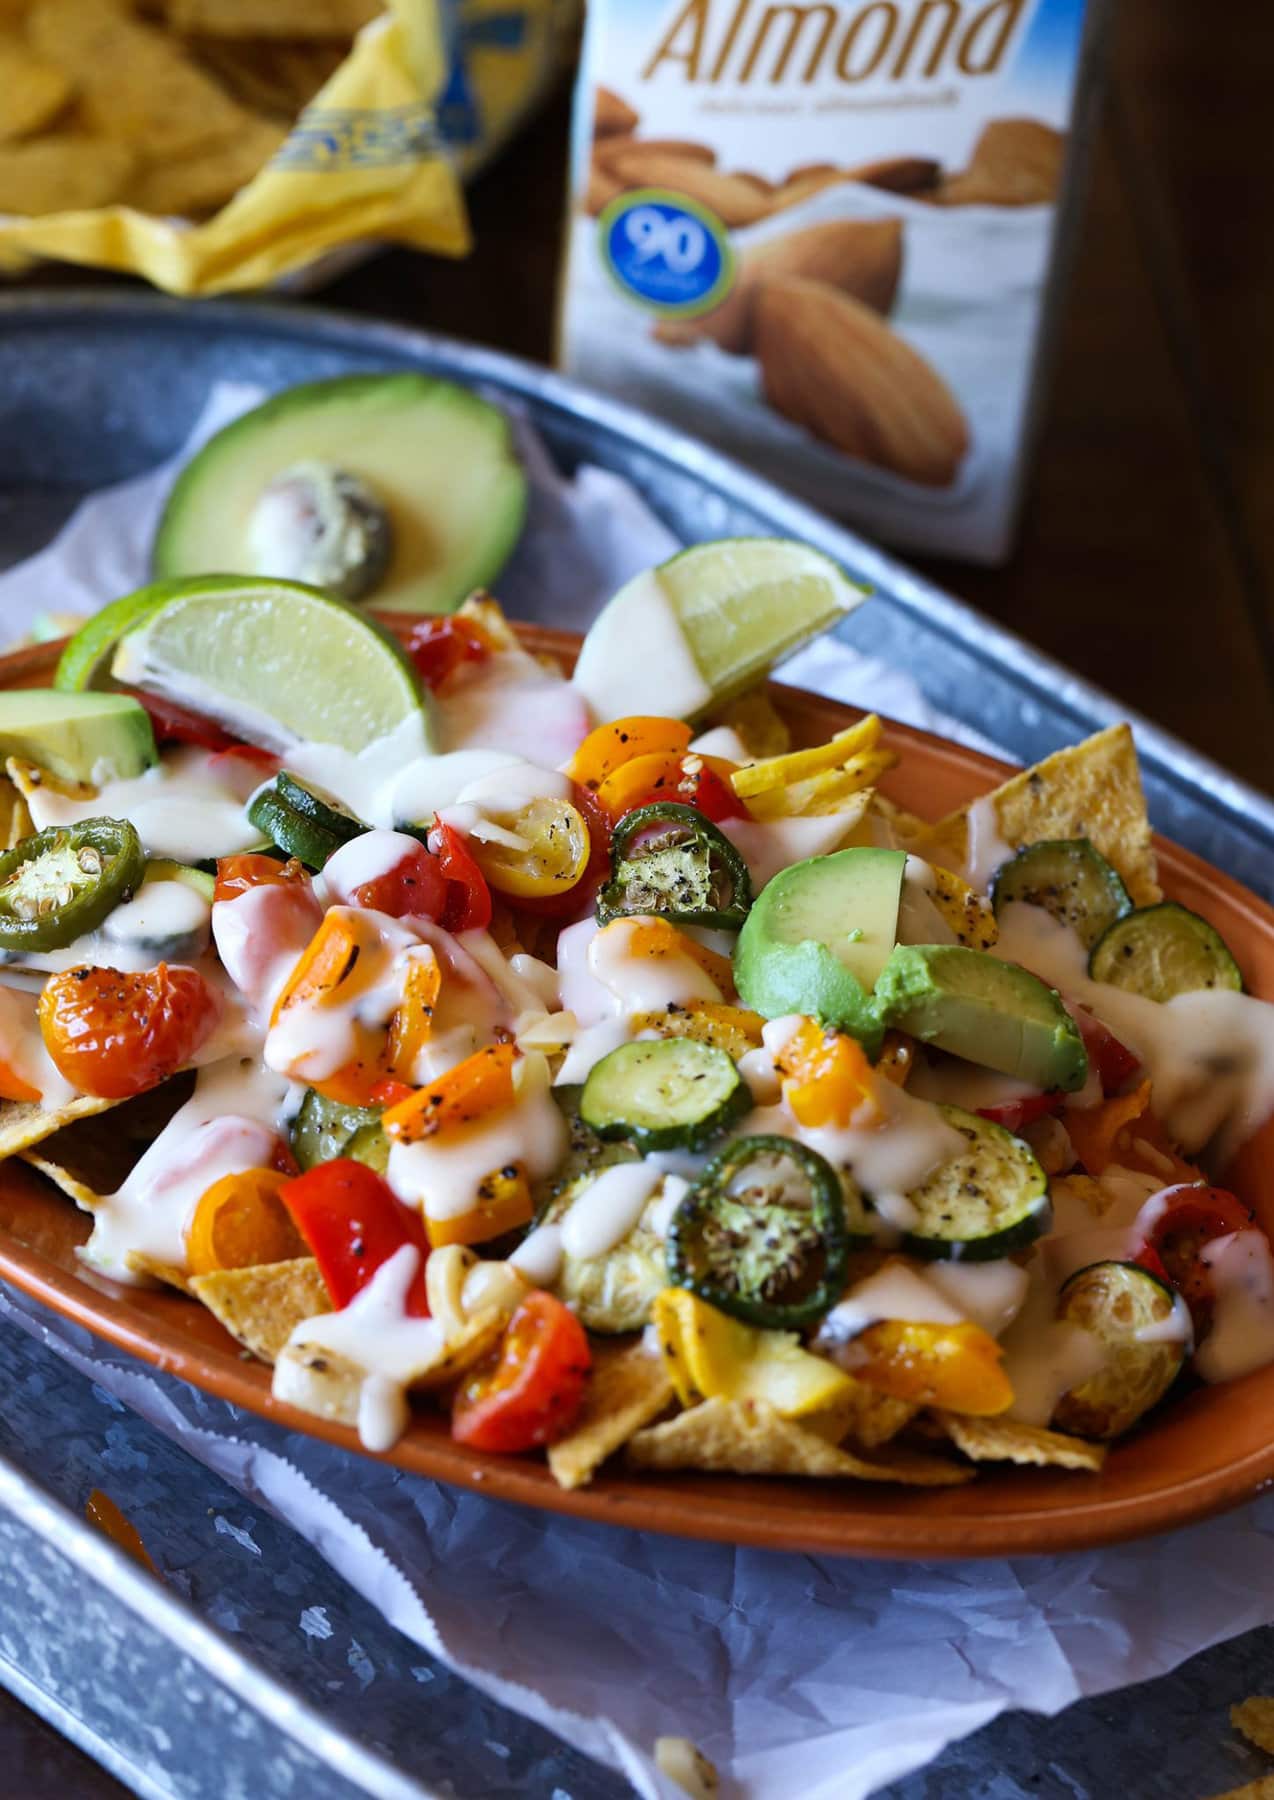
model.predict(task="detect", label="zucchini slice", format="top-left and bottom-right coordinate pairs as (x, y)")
top-left (539, 1168), bottom-right (667, 1333)
top-left (247, 773), bottom-right (368, 870)
top-left (1088, 902), bottom-right (1243, 1002)
top-left (991, 837), bottom-right (1131, 950)
top-left (1052, 1260), bottom-right (1189, 1440)
top-left (901, 1104), bottom-right (1050, 1262)
top-left (290, 1087), bottom-right (389, 1174)
top-left (580, 1037), bottom-right (750, 1153)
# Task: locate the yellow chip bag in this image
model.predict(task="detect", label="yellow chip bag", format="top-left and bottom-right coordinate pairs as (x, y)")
top-left (164, 0), bottom-right (381, 37)
top-left (0, 0), bottom-right (470, 294)
top-left (0, 39), bottom-right (72, 143)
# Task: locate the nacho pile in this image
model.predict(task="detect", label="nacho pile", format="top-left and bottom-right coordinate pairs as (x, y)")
top-left (4, 558), bottom-right (1272, 1499)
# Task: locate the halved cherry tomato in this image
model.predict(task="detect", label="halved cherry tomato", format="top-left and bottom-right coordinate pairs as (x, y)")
top-left (346, 843), bottom-right (449, 921)
top-left (431, 821), bottom-right (492, 933)
top-left (369, 1076), bottom-right (415, 1109)
top-left (598, 750), bottom-right (745, 822)
top-left (214, 853), bottom-right (311, 905)
top-left (1133, 1183), bottom-right (1254, 1333)
top-left (977, 1092), bottom-right (1065, 1134)
top-left (451, 1289), bottom-right (591, 1451)
top-left (514, 782), bottom-right (612, 920)
top-left (567, 716), bottom-right (692, 792)
top-left (38, 963), bottom-right (218, 1099)
top-left (407, 616), bottom-right (494, 690)
top-left (281, 1158), bottom-right (430, 1315)
top-left (470, 797), bottom-right (590, 901)
top-left (1068, 1003), bottom-right (1141, 1094)
top-left (186, 1166), bottom-right (305, 1276)
top-left (121, 687), bottom-right (238, 751)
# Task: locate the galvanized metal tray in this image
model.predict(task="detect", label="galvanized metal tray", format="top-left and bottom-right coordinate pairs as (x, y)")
top-left (0, 288), bottom-right (1272, 1797)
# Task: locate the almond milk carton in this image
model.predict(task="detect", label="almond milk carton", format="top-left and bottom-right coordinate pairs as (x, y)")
top-left (556, 0), bottom-right (1105, 562)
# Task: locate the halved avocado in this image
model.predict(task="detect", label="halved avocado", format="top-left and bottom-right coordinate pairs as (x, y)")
top-left (152, 374), bottom-right (527, 614)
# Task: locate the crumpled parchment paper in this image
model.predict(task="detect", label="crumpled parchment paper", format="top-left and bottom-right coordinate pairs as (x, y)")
top-left (3, 385), bottom-right (1257, 1800)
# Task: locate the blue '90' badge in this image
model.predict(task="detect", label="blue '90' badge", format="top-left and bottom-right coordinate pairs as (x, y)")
top-left (598, 189), bottom-right (735, 317)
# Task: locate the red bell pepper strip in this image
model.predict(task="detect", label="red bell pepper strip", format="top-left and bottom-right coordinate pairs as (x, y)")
top-left (281, 1159), bottom-right (430, 1316)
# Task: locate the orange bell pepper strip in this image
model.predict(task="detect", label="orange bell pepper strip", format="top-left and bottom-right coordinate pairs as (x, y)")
top-left (383, 1042), bottom-right (517, 1145)
top-left (775, 1019), bottom-right (881, 1129)
top-left (567, 716), bottom-right (692, 792)
top-left (0, 1059), bottom-right (41, 1103)
top-left (269, 911), bottom-right (397, 1107)
top-left (186, 1167), bottom-right (306, 1276)
top-left (387, 949), bottom-right (443, 1081)
top-left (426, 1165), bottom-right (533, 1248)
top-left (1064, 1079), bottom-right (1153, 1175)
top-left (853, 1319), bottom-right (1013, 1415)
top-left (618, 916), bottom-right (735, 998)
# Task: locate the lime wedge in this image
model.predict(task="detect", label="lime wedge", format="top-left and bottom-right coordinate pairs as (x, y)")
top-left (104, 577), bottom-right (430, 755)
top-left (571, 538), bottom-right (867, 723)
top-left (54, 577), bottom-right (233, 692)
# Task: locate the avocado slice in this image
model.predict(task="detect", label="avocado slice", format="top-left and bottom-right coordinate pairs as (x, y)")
top-left (0, 689), bottom-right (156, 785)
top-left (152, 375), bottom-right (527, 615)
top-left (874, 944), bottom-right (1089, 1092)
top-left (733, 848), bottom-right (905, 1053)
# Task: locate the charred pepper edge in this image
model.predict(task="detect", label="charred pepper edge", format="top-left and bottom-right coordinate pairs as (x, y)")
top-left (596, 800), bottom-right (753, 930)
top-left (665, 1132), bottom-right (850, 1330)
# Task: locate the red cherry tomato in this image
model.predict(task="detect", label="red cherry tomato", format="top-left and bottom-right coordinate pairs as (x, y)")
top-left (407, 616), bottom-right (494, 690)
top-left (431, 822), bottom-right (492, 933)
top-left (214, 853), bottom-right (312, 905)
top-left (281, 1159), bottom-right (430, 1315)
top-left (1068, 1004), bottom-right (1141, 1094)
top-left (122, 687), bottom-right (239, 751)
top-left (346, 843), bottom-right (449, 921)
top-left (976, 1091), bottom-right (1065, 1134)
top-left (38, 963), bottom-right (219, 1099)
top-left (1133, 1183), bottom-right (1255, 1334)
top-left (451, 1290), bottom-right (591, 1453)
top-left (368, 1076), bottom-right (415, 1109)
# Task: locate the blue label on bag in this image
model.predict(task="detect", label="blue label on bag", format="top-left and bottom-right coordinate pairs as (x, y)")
top-left (598, 191), bottom-right (735, 316)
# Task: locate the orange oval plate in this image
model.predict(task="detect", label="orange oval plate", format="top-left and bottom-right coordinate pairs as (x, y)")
top-left (3, 624), bottom-right (1273, 1559)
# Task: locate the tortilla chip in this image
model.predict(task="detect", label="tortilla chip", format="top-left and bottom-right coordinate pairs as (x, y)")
top-left (0, 1093), bottom-right (118, 1158)
top-left (1232, 1699), bottom-right (1274, 1758)
top-left (7, 1072), bottom-right (191, 1187)
top-left (0, 39), bottom-right (72, 142)
top-left (126, 117), bottom-right (286, 216)
top-left (548, 1340), bottom-right (675, 1490)
top-left (125, 1250), bottom-right (193, 1294)
top-left (0, 776), bottom-right (32, 849)
top-left (801, 1376), bottom-right (919, 1451)
top-left (29, 0), bottom-right (253, 159)
top-left (19, 1147), bottom-right (104, 1213)
top-left (164, 0), bottom-right (379, 37)
top-left (191, 1256), bottom-right (331, 1363)
top-left (0, 133), bottom-right (135, 214)
top-left (457, 591), bottom-right (519, 652)
top-left (937, 1411), bottom-right (1107, 1472)
top-left (915, 725), bottom-right (1160, 905)
top-left (626, 1397), bottom-right (972, 1484)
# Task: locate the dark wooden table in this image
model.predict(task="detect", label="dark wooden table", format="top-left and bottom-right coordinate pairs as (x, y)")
top-left (2, 1), bottom-right (1270, 1794)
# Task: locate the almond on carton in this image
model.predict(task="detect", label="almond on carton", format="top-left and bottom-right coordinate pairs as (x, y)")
top-left (754, 276), bottom-right (969, 488)
top-left (559, 2), bottom-right (1102, 561)
top-left (655, 218), bottom-right (902, 351)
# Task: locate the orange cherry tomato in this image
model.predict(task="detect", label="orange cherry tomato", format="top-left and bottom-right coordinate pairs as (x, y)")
top-left (451, 1290), bottom-right (591, 1452)
top-left (597, 750), bottom-right (745, 822)
top-left (38, 963), bottom-right (218, 1099)
top-left (214, 853), bottom-right (312, 905)
top-left (567, 716), bottom-right (692, 793)
top-left (854, 1320), bottom-right (1013, 1415)
top-left (186, 1166), bottom-right (306, 1276)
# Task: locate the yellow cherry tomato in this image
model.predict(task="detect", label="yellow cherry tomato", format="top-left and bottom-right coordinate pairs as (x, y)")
top-left (186, 1168), bottom-right (304, 1276)
top-left (471, 797), bottom-right (590, 900)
